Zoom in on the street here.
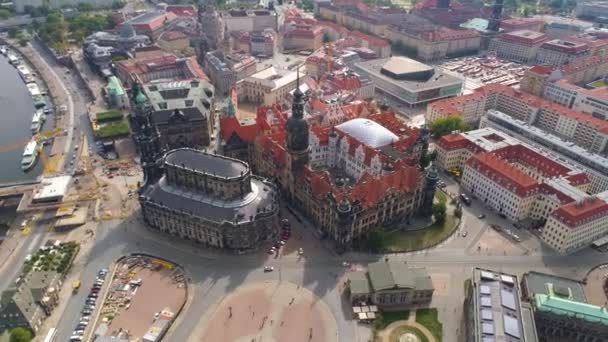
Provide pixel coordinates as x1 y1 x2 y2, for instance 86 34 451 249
1 36 606 342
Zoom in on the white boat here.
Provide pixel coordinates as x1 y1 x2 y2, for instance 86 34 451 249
7 53 20 65
30 110 45 134
17 65 35 84
26 83 41 97
21 140 40 171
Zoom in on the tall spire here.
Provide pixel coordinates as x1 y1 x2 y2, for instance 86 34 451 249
292 66 304 119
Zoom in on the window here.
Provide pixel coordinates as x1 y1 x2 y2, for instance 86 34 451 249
159 102 168 109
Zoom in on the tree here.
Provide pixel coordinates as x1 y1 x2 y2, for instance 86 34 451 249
432 202 447 224
77 2 95 12
430 116 469 139
0 9 11 19
454 206 462 219
10 328 32 342
419 151 431 169
7 27 19 39
19 38 29 47
366 228 385 253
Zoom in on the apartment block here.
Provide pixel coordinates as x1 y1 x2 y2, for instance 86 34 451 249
488 30 547 63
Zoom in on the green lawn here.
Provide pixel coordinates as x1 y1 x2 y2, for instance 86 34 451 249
96 110 123 123
96 121 130 139
435 191 447 204
590 80 608 89
389 325 428 342
382 215 456 252
416 308 443 342
374 310 410 330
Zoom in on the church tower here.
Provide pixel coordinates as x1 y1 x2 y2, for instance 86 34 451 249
284 69 309 202
421 161 439 217
129 83 163 186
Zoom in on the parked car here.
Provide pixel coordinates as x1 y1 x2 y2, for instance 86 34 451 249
461 231 468 237
264 266 274 272
460 193 472 206
298 248 304 255
478 214 486 219
267 247 276 254
279 240 286 246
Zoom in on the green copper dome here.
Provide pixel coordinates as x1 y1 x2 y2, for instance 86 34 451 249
135 89 147 106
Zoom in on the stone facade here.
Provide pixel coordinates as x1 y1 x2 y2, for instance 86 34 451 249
139 149 280 252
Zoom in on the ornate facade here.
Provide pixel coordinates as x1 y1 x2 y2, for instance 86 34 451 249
246 73 427 250
133 83 279 252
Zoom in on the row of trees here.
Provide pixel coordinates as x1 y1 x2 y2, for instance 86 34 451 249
429 116 469 139
31 10 116 53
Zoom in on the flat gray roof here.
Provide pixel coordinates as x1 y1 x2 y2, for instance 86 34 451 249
354 58 462 92
522 271 587 303
164 149 249 178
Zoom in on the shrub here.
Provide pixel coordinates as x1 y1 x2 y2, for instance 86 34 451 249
96 110 123 123
96 121 130 139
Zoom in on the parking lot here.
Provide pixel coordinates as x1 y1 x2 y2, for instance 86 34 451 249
436 55 530 93
90 255 187 340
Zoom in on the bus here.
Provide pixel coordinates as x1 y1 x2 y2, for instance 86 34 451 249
43 328 57 342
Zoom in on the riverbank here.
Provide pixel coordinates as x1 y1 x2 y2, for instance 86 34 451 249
0 38 75 183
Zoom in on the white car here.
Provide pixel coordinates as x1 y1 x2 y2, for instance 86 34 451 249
341 261 351 268
264 266 274 272
298 248 304 255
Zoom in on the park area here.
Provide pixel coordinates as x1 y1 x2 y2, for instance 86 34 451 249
92 255 187 340
377 191 458 252
375 309 443 342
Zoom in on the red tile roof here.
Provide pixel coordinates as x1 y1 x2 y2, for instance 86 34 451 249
349 31 390 48
552 198 608 228
160 30 188 41
466 152 538 197
220 116 260 143
437 133 469 150
305 160 421 208
166 5 197 17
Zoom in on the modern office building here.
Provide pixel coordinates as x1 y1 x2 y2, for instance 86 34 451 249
352 56 462 107
464 268 538 342
576 1 608 21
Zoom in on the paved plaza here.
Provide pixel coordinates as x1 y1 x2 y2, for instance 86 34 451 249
193 281 338 342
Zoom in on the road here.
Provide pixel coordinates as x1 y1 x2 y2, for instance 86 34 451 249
10 34 608 342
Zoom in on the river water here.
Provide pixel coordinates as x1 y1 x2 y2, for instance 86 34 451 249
0 52 43 184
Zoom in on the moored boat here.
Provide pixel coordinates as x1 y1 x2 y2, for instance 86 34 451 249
30 110 45 134
21 140 40 171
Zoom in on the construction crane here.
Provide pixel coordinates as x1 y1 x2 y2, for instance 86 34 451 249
0 128 65 175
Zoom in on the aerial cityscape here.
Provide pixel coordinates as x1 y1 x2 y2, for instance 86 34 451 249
1 0 608 341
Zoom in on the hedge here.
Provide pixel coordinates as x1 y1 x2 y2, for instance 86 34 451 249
96 121 130 139
96 110 124 123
